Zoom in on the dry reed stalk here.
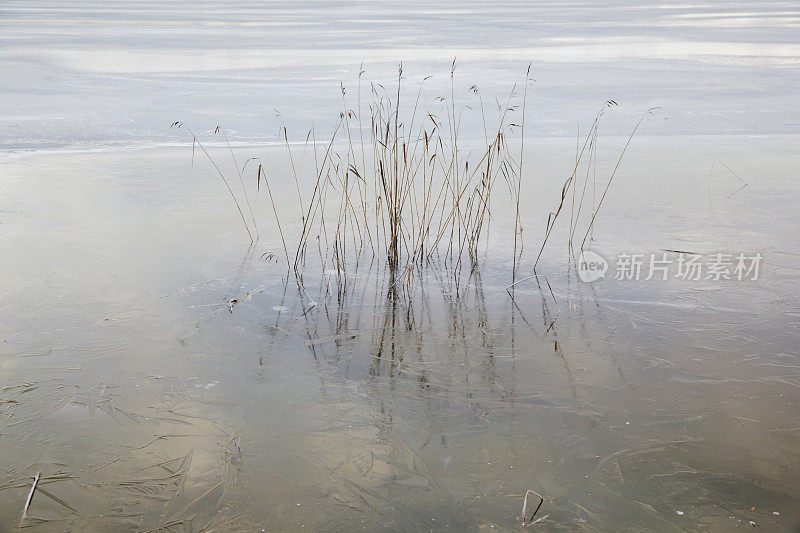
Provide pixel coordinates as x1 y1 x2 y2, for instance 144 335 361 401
579 107 657 250
512 63 533 286
170 122 255 244
19 471 41 528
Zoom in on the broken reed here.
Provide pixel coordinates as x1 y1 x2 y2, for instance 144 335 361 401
174 63 649 289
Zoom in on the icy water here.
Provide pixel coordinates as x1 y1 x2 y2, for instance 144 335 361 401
2 2 800 532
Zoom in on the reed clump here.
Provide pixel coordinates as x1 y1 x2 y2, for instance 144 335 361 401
173 63 651 295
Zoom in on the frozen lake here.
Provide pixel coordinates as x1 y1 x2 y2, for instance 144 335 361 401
1 1 800 531
2 0 799 152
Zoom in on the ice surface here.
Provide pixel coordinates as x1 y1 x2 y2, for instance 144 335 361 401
2 0 799 153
